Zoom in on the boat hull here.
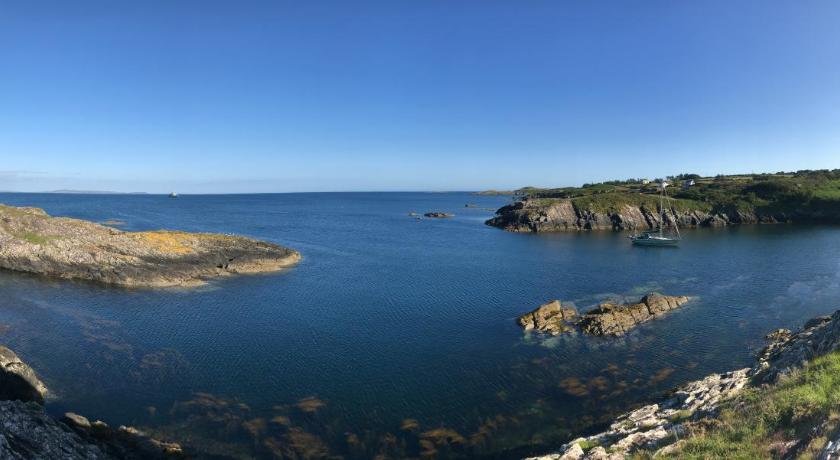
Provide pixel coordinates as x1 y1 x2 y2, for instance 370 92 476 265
631 236 679 247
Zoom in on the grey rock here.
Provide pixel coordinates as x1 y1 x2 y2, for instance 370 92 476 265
0 346 48 404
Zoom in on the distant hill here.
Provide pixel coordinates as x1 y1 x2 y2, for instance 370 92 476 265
45 190 149 195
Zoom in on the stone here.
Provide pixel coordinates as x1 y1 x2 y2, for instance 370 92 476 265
0 346 48 404
517 300 578 335
62 412 92 432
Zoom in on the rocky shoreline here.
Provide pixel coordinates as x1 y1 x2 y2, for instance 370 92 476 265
527 310 840 459
487 198 783 232
0 345 182 459
0 204 300 287
518 294 690 337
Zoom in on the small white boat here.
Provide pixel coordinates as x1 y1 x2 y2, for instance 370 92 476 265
169 192 178 198
631 181 681 247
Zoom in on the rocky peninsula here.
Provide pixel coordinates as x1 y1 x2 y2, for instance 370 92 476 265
0 204 300 287
528 309 840 459
518 294 690 337
488 170 840 232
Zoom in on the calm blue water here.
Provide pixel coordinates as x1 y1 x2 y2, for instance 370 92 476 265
1 192 840 458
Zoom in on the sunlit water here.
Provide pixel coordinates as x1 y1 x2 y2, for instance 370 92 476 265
1 192 839 458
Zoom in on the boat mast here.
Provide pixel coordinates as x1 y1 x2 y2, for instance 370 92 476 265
659 181 665 238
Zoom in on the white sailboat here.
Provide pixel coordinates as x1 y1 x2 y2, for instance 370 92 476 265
630 181 681 247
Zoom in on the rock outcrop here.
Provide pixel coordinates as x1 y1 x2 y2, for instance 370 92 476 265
424 212 454 218
753 312 840 383
0 204 301 287
526 369 751 460
0 345 182 459
486 198 783 233
0 346 48 404
578 294 691 337
526 311 840 460
518 294 690 337
517 300 578 335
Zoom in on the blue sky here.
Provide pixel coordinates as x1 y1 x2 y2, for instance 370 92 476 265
2 1 840 193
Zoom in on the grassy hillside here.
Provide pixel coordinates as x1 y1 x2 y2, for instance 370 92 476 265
659 350 840 459
515 170 840 217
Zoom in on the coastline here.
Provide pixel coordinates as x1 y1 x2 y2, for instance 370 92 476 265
527 311 840 459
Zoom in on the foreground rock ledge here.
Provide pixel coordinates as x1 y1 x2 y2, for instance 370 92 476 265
0 204 301 287
518 293 690 337
0 345 182 459
525 310 840 460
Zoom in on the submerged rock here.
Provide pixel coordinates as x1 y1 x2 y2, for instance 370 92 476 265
517 300 578 335
518 294 690 337
0 204 300 287
424 212 454 218
0 346 48 404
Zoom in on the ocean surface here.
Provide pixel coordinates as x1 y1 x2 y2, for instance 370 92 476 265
1 192 840 458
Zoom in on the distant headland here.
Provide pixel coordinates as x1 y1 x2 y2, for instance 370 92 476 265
486 169 840 232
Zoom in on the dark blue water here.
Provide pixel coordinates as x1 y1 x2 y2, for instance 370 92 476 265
1 192 839 458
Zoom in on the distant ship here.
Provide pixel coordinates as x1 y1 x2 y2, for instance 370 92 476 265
169 192 178 198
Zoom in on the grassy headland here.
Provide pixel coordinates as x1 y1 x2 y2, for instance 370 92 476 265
515 170 840 217
487 170 840 232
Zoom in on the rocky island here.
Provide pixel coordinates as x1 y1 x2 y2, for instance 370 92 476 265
0 204 300 287
424 212 455 218
488 170 840 232
518 293 690 337
529 310 840 459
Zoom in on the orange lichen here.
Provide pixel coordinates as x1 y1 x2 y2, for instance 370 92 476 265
132 231 196 255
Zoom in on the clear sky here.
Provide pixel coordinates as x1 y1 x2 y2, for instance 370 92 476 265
2 1 840 193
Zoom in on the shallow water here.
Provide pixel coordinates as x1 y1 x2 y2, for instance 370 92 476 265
1 192 839 458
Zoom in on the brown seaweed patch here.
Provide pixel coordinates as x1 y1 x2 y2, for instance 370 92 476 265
242 418 267 439
400 418 420 432
296 396 326 414
648 368 675 385
559 377 590 397
419 427 466 458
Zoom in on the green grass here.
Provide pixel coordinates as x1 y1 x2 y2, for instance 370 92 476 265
18 231 52 245
662 350 840 459
576 438 600 452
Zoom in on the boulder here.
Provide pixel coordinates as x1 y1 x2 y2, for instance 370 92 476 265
517 300 578 335
0 346 48 404
423 212 454 218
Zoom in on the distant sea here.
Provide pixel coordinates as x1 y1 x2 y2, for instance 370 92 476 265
1 192 839 458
